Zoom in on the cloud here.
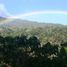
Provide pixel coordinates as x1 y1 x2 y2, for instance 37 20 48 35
0 3 67 18
0 3 67 25
0 3 12 17
0 4 67 18
0 3 5 10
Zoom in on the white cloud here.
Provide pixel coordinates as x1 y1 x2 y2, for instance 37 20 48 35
0 4 67 18
0 3 67 18
0 3 5 10
0 3 12 17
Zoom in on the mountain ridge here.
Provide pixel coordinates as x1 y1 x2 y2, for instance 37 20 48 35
0 17 66 28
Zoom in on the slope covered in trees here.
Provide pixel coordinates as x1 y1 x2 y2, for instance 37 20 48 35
0 18 67 67
0 17 67 44
0 35 67 67
0 24 67 45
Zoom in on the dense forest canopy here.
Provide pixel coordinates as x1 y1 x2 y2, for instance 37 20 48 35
0 35 67 67
0 18 67 67
0 24 67 45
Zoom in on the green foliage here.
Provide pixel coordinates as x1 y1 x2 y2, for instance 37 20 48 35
0 24 67 44
0 35 67 67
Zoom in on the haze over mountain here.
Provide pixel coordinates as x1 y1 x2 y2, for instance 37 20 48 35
0 15 67 27
0 16 66 28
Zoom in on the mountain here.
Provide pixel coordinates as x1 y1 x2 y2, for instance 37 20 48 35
0 17 67 44
0 17 66 28
0 17 67 32
0 16 6 21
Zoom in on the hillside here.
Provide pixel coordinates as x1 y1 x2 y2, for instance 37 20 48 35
0 17 67 44
0 17 66 28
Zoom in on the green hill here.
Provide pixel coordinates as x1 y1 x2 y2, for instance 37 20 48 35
0 17 67 44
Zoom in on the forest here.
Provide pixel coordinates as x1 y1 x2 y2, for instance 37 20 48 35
0 18 67 67
0 35 67 67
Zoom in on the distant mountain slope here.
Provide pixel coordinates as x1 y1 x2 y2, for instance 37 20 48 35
0 16 6 21
0 17 67 44
0 17 66 28
0 17 67 33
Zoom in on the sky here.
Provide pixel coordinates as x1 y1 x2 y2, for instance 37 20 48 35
0 0 67 25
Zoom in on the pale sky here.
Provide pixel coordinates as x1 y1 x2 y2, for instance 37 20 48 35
0 0 67 25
